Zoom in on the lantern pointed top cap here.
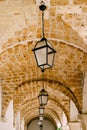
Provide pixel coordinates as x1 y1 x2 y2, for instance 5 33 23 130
39 88 48 96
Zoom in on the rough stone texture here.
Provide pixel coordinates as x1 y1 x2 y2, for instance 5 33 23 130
82 6 87 13
0 0 87 127
74 0 87 5
50 0 69 6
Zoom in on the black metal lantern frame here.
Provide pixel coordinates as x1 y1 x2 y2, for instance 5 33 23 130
32 1 56 71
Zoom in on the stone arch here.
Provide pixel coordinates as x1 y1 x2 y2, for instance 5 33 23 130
14 79 80 113
1 11 86 52
0 39 85 116
19 97 68 122
78 114 86 130
27 116 57 130
24 109 58 127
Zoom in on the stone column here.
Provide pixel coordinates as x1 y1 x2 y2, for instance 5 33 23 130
15 111 21 130
61 124 70 130
21 118 24 130
82 73 87 114
78 114 87 130
0 86 1 117
78 72 87 130
0 86 7 122
68 122 81 130
24 125 27 130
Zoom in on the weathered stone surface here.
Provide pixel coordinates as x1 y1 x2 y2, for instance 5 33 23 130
50 0 69 6
74 0 87 4
0 0 87 126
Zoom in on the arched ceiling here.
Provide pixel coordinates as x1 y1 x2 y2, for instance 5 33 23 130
0 0 87 127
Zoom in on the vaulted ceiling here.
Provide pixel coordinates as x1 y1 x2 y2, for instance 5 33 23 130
0 0 87 127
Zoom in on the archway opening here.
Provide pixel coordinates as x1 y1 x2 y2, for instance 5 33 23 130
27 118 57 130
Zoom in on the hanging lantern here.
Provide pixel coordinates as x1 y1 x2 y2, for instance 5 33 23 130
39 115 44 121
32 1 56 71
38 89 48 106
39 105 44 115
32 38 56 70
38 120 42 126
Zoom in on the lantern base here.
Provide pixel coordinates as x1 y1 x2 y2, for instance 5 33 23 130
41 69 44 72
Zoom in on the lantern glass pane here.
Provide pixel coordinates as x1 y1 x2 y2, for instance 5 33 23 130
42 95 48 105
35 47 46 66
39 116 43 121
48 52 54 66
38 96 42 105
48 48 51 53
39 108 44 114
35 40 46 48
47 41 53 48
